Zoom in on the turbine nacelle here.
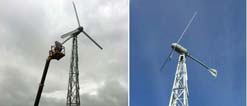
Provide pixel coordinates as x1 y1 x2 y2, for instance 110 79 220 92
78 26 83 32
171 43 188 55
72 27 84 36
170 43 218 78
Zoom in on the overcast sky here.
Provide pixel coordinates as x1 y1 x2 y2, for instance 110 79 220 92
0 0 128 106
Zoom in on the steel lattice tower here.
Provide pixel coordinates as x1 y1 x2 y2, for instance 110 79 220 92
169 54 189 106
66 36 81 106
62 2 103 106
160 12 217 106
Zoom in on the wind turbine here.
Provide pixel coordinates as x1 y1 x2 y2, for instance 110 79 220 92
160 12 217 106
61 2 103 49
61 2 103 106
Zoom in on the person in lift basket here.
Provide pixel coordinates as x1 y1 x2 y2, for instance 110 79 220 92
54 41 63 52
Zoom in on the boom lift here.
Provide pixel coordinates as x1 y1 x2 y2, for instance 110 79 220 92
34 41 65 106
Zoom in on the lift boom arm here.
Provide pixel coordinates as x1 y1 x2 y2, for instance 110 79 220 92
34 42 65 106
34 57 51 106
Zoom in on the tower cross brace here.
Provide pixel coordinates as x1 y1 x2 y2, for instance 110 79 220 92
169 54 189 106
66 36 81 106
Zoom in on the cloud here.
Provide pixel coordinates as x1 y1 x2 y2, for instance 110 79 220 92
0 0 128 106
0 65 35 106
43 80 127 106
80 80 128 106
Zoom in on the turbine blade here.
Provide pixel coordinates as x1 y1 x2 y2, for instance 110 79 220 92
72 1 81 27
160 49 174 71
169 48 175 59
61 29 79 39
187 54 217 77
208 68 217 77
176 11 197 43
82 31 103 50
62 35 73 44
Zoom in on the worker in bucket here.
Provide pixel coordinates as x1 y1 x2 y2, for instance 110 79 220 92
54 41 63 52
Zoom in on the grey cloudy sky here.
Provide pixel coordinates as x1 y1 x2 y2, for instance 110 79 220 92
0 0 128 106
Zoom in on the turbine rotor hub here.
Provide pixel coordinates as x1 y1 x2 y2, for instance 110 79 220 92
78 26 83 32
